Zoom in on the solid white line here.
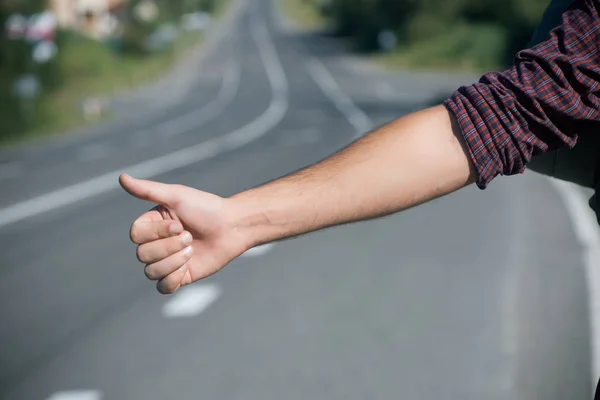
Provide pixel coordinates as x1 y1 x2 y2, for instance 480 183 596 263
305 50 600 391
162 284 222 318
0 12 288 229
548 178 600 388
112 0 246 117
76 143 110 162
128 48 241 146
306 57 373 136
242 243 275 257
0 0 246 156
47 390 102 400
157 57 242 139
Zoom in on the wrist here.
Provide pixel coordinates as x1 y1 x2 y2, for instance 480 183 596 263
226 190 274 251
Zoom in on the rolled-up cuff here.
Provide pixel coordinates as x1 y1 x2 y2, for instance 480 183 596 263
443 90 500 190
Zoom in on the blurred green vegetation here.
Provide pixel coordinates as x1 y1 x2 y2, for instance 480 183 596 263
280 0 326 29
0 0 228 145
295 0 551 71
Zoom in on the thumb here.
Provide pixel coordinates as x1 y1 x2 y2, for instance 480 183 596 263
119 174 177 207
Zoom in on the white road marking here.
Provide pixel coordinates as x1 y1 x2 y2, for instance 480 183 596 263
306 51 600 391
47 390 102 400
157 57 242 139
548 178 600 389
77 143 110 162
306 57 373 137
242 243 275 257
0 11 288 229
130 50 241 148
162 284 221 318
0 162 22 180
130 50 239 150
17 0 246 156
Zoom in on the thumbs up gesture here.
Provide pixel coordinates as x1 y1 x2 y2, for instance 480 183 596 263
119 174 249 294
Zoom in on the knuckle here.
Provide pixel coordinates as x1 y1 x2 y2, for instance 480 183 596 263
171 186 186 204
160 224 172 238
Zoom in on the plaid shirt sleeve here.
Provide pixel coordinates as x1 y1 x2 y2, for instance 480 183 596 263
444 0 600 189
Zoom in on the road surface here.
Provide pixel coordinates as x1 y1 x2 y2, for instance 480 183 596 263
0 0 595 399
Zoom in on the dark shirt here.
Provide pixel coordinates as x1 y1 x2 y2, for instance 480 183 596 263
444 0 600 189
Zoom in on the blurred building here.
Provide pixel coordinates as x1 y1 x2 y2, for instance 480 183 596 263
49 0 127 39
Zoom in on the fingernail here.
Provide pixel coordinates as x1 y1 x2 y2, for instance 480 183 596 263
179 263 187 272
169 224 183 235
181 231 192 245
183 246 193 256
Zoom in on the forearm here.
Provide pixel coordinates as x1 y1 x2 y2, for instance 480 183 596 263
229 105 476 248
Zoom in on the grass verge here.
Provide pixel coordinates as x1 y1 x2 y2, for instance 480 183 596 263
279 0 511 74
372 23 508 73
0 0 232 147
278 0 327 30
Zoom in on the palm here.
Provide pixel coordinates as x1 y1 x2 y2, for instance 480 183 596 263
151 186 245 284
120 174 248 293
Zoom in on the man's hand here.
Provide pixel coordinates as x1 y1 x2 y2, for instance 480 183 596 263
120 106 475 294
119 174 249 294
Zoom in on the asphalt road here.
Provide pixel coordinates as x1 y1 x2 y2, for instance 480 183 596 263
0 0 595 399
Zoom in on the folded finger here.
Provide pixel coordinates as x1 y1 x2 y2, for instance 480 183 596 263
144 246 193 281
137 231 192 263
156 265 190 295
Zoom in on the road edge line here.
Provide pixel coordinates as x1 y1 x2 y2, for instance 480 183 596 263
0 4 289 229
548 178 600 392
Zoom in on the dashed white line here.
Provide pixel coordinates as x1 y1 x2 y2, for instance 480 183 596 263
242 243 275 257
47 390 102 400
306 57 373 137
162 284 221 318
77 143 110 162
127 52 242 148
0 10 288 229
